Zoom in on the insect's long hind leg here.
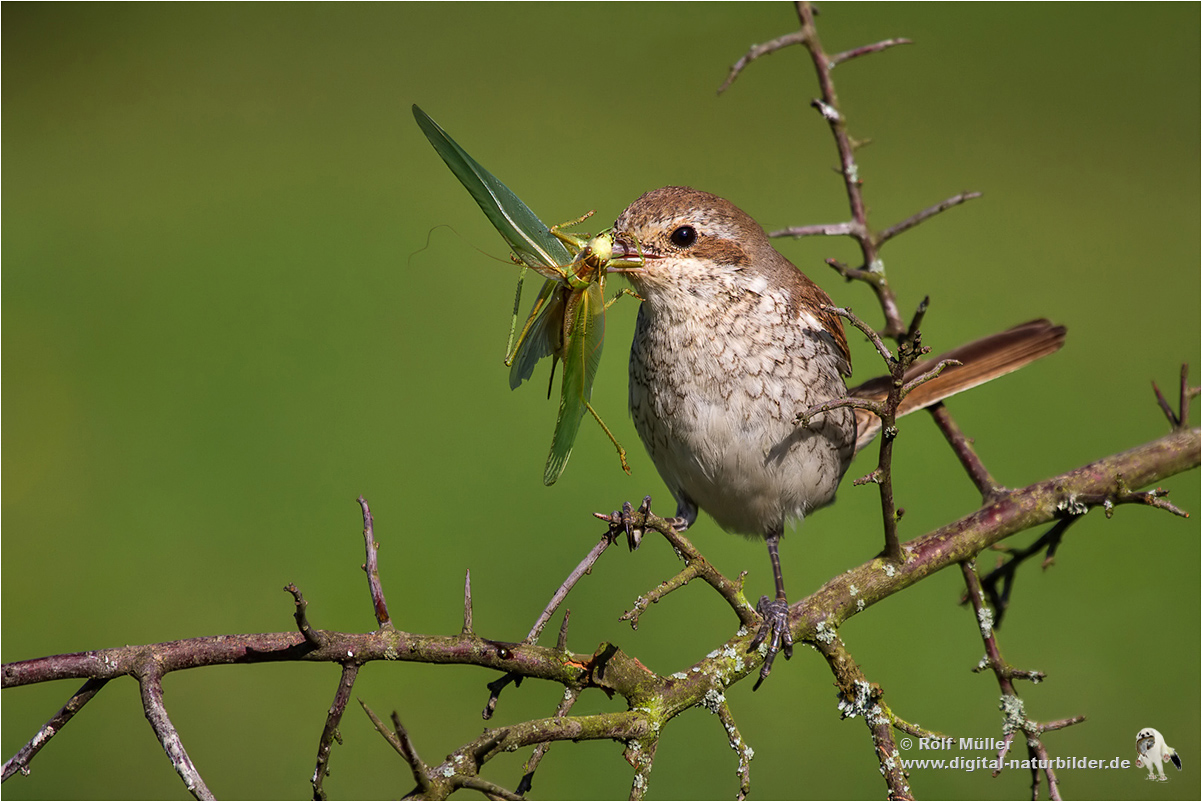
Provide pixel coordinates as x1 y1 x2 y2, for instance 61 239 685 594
582 398 630 475
505 265 529 361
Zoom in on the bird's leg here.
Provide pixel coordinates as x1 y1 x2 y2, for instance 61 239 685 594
748 530 793 690
665 496 698 533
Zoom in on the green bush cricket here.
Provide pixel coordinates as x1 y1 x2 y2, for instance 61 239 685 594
412 105 641 484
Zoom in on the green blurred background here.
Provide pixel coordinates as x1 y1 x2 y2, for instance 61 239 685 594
3 3 1198 799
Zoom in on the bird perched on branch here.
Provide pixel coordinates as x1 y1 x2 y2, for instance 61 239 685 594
610 186 1066 686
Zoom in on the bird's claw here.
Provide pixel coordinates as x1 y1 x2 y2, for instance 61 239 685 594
597 496 690 549
749 595 793 690
663 515 690 532
598 496 654 550
621 498 646 550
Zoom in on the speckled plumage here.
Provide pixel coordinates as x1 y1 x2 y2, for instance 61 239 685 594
614 186 856 539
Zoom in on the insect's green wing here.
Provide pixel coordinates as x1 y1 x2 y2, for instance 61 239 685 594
508 278 564 390
412 105 571 274
543 281 606 485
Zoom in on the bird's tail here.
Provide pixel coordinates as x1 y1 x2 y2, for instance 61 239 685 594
850 319 1067 454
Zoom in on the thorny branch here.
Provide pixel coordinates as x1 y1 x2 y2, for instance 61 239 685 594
975 518 1075 629
719 9 1178 796
961 561 1086 800
730 3 981 340
4 422 1194 798
796 303 945 563
815 634 912 800
597 497 759 630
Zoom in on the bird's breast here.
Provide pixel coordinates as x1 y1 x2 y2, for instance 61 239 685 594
628 288 856 535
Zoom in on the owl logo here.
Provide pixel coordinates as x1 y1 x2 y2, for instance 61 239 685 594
1136 728 1181 781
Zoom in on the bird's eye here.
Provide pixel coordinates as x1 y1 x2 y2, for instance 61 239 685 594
669 225 697 248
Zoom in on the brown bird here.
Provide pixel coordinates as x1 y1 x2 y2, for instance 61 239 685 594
610 186 1065 686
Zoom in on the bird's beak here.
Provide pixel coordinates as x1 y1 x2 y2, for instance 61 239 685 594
609 235 654 274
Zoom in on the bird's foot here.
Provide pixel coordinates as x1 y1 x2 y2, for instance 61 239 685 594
663 516 690 533
748 595 793 690
595 496 654 550
594 496 690 550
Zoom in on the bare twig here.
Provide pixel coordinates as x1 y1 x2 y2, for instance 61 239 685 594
977 518 1074 626
877 191 982 245
456 775 523 801
555 609 572 651
524 533 615 644
360 702 431 795
819 304 930 562
717 30 808 94
830 37 912 67
976 472 1190 626
312 662 359 800
430 711 651 800
516 686 581 797
770 220 863 238
961 561 1084 798
625 734 659 800
358 496 391 628
482 672 523 721
595 500 758 629
1182 365 1198 423
824 256 880 283
3 433 1194 702
462 569 473 635
1072 484 1189 519
928 403 1003 500
1153 364 1196 431
746 7 986 346
794 393 885 427
815 634 913 800
900 358 961 395
621 563 703 629
974 656 1046 684
139 672 214 800
1 425 1195 798
1153 378 1178 427
1040 715 1087 733
962 560 1031 693
1 678 109 781
791 1 906 337
890 714 950 742
285 583 326 648
828 304 896 364
715 698 753 800
903 296 929 343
